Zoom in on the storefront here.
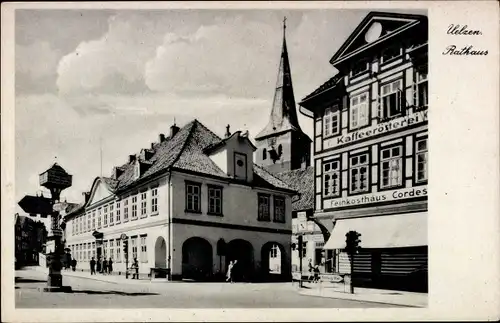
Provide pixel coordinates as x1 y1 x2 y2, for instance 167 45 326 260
324 212 428 292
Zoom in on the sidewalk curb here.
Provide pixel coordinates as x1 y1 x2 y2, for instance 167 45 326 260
30 267 149 285
297 289 427 308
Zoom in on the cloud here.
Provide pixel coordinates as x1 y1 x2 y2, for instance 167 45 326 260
15 41 61 93
56 13 169 95
144 15 283 99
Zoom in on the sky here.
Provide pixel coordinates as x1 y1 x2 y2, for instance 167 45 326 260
15 8 427 213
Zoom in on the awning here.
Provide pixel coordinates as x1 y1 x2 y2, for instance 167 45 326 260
324 212 427 250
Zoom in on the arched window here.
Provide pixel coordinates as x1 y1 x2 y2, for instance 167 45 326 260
278 144 283 156
263 148 267 160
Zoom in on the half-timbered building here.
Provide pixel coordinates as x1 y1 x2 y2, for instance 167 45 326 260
299 11 428 292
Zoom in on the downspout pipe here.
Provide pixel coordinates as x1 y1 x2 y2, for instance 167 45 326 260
167 171 172 280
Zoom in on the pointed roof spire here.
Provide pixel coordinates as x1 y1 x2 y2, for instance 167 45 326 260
255 16 302 140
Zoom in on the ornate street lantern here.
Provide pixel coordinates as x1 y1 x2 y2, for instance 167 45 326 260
18 163 73 292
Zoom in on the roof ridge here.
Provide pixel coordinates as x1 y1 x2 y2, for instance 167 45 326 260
170 120 198 169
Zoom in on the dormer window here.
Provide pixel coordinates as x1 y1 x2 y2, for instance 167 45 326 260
234 152 247 180
134 162 140 179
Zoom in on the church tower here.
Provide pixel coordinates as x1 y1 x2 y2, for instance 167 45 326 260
254 17 311 174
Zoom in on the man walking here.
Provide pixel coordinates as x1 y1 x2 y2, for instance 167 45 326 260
102 258 108 275
90 257 96 275
132 258 139 279
71 258 77 272
108 258 113 275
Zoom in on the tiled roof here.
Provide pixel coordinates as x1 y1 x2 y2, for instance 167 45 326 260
275 166 314 211
97 119 294 194
300 74 343 103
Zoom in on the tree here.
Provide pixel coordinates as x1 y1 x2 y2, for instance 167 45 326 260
344 230 362 294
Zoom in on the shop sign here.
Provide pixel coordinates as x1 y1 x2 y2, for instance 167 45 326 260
324 110 428 149
324 186 427 209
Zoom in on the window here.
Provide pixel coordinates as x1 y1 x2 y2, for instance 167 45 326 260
123 199 129 221
83 214 87 232
350 92 369 129
83 243 86 261
350 153 370 194
379 79 403 120
416 67 428 108
381 45 402 63
116 239 121 262
97 208 102 228
258 194 270 221
131 237 138 261
262 148 267 160
415 138 428 183
109 203 114 226
351 59 369 76
87 212 91 232
92 242 96 258
109 240 114 260
323 107 340 137
140 192 147 217
87 243 91 260
185 182 201 213
324 160 341 197
92 210 96 230
131 195 138 219
103 205 108 226
273 196 286 223
116 201 121 223
208 185 223 215
140 235 147 263
270 245 279 258
151 188 158 214
72 219 75 236
380 145 403 189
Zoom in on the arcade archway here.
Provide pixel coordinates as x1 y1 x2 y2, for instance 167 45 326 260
182 237 213 280
261 242 289 282
226 239 254 282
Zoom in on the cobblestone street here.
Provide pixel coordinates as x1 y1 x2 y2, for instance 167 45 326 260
15 268 402 308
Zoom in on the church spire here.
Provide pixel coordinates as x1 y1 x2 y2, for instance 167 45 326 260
255 16 302 140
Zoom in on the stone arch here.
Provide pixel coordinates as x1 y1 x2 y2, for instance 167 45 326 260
260 242 290 282
154 236 167 268
226 239 254 282
182 237 213 281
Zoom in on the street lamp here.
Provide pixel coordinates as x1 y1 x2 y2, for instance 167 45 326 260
18 163 73 292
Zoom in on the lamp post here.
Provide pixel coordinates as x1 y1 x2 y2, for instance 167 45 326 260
18 163 73 292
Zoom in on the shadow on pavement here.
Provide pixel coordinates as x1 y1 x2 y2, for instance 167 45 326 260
71 290 159 296
15 277 47 284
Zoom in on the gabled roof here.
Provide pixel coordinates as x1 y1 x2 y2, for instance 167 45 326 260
275 166 314 211
66 119 295 218
300 74 344 104
330 11 427 66
255 32 303 140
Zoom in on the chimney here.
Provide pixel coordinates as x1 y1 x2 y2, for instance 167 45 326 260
129 155 136 163
159 133 166 143
170 123 180 138
225 124 231 138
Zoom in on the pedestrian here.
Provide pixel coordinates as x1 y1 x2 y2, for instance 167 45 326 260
313 265 320 283
71 258 77 272
307 259 314 282
226 260 237 283
132 258 139 279
90 257 96 275
96 256 102 273
103 258 108 275
108 258 113 275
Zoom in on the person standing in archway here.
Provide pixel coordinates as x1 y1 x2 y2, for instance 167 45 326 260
226 260 237 283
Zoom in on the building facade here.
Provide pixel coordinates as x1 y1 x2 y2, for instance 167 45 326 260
299 12 428 292
15 213 47 267
252 22 321 276
63 120 295 282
